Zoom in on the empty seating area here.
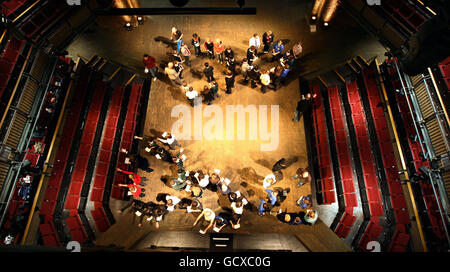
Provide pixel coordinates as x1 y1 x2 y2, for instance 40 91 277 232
311 84 336 205
0 0 28 16
64 80 108 243
438 56 450 91
361 66 411 250
0 35 25 99
326 86 358 238
13 1 68 40
111 83 144 200
309 59 419 251
383 0 429 31
346 81 385 236
89 86 126 233
381 59 447 251
39 62 92 247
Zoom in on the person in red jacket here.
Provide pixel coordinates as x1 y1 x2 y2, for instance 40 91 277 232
118 183 145 198
214 39 225 63
143 54 158 81
116 168 146 186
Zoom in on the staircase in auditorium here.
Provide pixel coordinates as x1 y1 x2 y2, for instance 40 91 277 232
307 55 449 252
37 56 150 247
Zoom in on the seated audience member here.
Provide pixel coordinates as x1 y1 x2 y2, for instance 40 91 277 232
193 208 216 234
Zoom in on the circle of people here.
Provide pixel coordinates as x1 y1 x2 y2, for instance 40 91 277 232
124 27 318 234
142 27 304 107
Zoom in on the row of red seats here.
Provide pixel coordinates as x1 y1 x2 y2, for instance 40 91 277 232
2 137 44 244
345 80 386 249
0 36 25 99
362 66 411 251
89 85 126 233
346 81 384 216
39 63 92 247
19 1 67 38
111 84 143 200
311 84 336 205
385 61 445 242
327 86 358 238
438 56 450 91
64 80 108 243
0 0 27 16
384 0 427 31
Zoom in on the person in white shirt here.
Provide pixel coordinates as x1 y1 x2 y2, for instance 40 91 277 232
231 200 245 215
180 81 190 93
185 86 198 107
304 209 318 225
165 62 182 86
249 33 261 54
158 132 180 149
263 173 276 188
198 171 210 188
193 208 216 234
186 199 203 213
241 58 252 83
260 70 270 94
166 195 181 212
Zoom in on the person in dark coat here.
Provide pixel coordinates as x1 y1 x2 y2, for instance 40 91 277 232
272 158 288 176
262 31 274 53
225 70 235 94
248 65 260 89
203 62 215 82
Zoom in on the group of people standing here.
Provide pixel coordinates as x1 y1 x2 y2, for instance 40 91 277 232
142 27 304 107
123 26 319 233
117 130 319 233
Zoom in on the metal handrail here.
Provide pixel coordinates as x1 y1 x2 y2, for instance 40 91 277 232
0 56 58 230
393 59 450 247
